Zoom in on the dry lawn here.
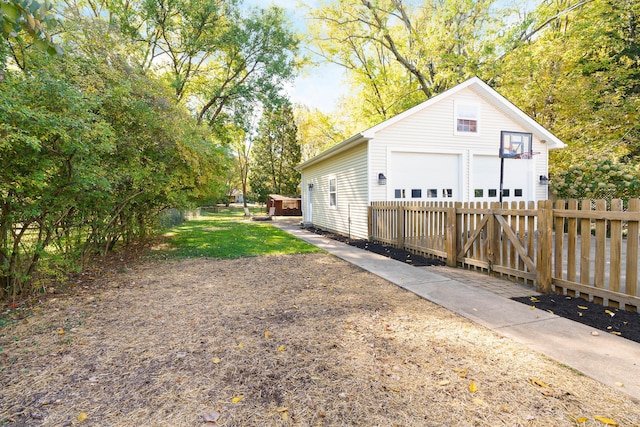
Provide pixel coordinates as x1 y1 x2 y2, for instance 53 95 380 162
1 253 639 426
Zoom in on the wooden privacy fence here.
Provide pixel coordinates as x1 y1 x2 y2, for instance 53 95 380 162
368 199 640 312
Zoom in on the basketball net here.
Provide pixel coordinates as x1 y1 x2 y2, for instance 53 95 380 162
513 151 541 159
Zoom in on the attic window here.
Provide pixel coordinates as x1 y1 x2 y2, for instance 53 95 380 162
455 102 479 134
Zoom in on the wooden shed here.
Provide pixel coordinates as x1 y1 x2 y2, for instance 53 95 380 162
267 194 302 216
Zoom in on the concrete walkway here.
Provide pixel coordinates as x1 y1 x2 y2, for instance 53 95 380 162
273 219 640 402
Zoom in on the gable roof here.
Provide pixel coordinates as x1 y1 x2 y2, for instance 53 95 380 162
298 77 565 170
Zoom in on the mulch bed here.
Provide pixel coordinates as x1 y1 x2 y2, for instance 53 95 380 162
512 294 640 345
305 227 446 267
305 227 640 346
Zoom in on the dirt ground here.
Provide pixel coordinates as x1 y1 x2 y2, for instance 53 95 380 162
2 253 640 426
307 225 640 345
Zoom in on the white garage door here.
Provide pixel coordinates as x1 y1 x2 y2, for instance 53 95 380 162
472 155 532 202
389 152 461 201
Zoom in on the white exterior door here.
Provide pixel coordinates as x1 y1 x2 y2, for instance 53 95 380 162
388 152 462 202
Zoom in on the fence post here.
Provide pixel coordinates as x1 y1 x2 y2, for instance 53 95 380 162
487 202 500 271
368 205 373 240
397 205 405 249
536 200 553 293
445 203 457 267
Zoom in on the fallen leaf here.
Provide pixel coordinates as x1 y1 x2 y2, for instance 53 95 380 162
577 305 588 310
530 305 536 310
575 416 588 423
277 407 289 421
469 381 477 393
58 328 65 335
237 343 244 349
546 309 554 315
529 378 551 388
265 330 271 339
605 310 615 317
231 395 244 404
593 415 618 425
610 331 621 336
212 357 221 364
592 331 600 336
203 410 220 422
277 345 286 352
530 297 540 302
77 412 88 422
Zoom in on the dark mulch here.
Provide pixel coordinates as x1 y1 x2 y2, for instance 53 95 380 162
512 294 640 345
305 227 445 267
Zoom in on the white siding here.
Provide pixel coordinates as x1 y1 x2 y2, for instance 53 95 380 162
369 87 549 203
300 143 369 239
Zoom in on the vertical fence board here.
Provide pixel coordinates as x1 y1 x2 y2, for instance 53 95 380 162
567 199 578 283
609 199 623 297
554 200 565 280
594 199 607 290
627 199 639 301
580 200 592 288
536 200 553 293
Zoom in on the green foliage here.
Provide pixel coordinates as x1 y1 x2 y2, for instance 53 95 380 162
551 157 640 200
249 101 301 202
155 210 321 259
295 104 345 162
497 0 640 198
0 0 58 44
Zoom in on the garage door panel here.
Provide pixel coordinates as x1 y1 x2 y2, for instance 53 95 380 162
472 155 531 202
389 152 461 201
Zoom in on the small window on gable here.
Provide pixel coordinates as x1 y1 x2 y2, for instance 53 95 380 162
427 189 438 198
488 189 497 198
455 102 479 134
329 177 337 207
394 189 406 199
443 189 453 198
411 189 422 198
515 189 523 197
502 189 510 197
474 189 483 198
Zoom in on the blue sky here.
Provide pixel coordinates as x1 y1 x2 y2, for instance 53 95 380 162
245 0 345 113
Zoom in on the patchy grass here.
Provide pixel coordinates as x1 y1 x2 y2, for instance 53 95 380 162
153 210 321 259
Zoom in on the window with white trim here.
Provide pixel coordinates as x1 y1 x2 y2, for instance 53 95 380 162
454 102 479 134
329 177 337 207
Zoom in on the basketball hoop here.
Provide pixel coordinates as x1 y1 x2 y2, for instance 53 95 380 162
513 151 541 159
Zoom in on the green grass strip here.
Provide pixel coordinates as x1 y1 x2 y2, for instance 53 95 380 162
153 209 321 259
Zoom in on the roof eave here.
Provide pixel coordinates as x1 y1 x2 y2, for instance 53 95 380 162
297 133 370 171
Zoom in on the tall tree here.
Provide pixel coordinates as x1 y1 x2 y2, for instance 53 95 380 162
249 102 301 202
496 0 640 198
307 0 501 127
294 104 344 161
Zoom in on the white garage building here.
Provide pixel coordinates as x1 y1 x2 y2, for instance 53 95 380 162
298 77 565 239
